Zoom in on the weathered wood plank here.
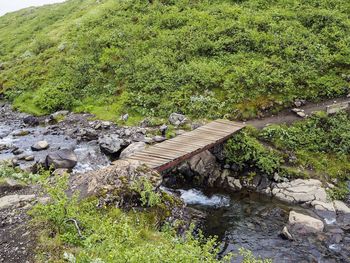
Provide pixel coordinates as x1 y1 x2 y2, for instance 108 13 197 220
125 120 245 172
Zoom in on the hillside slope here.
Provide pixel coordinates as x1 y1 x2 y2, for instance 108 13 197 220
0 0 350 120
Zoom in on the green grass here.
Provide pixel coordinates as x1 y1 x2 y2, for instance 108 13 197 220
1 0 350 119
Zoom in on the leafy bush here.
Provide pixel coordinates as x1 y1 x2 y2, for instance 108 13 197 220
225 127 283 176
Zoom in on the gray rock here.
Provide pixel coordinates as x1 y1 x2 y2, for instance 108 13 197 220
333 200 350 214
297 111 306 118
11 130 30 137
272 179 327 204
98 134 124 155
119 142 146 159
159 124 168 136
46 149 78 170
0 194 36 210
121 113 129 121
23 116 39 126
31 141 49 151
12 148 24 155
281 226 293 240
294 100 302 107
153 136 166 143
169 113 187 126
51 110 69 120
0 178 25 190
25 155 35 162
288 211 324 235
77 128 98 141
70 159 162 200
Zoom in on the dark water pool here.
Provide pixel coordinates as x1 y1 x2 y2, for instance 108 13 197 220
178 188 347 263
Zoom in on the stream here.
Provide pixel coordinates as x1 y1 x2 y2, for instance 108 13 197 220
177 188 348 263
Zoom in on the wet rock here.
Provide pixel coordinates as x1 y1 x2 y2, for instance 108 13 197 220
288 211 324 235
98 134 124 155
280 226 293 240
0 144 7 151
120 142 146 159
12 148 24 155
272 179 327 204
311 200 336 220
159 124 168 136
77 128 98 141
11 158 19 167
31 140 49 151
46 149 78 170
70 159 162 201
0 194 35 210
226 176 242 191
169 113 187 126
333 200 350 214
23 116 39 126
11 130 30 137
153 135 166 143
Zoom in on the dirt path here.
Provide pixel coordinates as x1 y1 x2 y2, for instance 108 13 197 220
247 96 350 128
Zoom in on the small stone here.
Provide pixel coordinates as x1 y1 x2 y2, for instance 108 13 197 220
24 155 34 162
291 108 303 113
280 226 293 240
51 110 69 120
31 141 49 151
121 113 129 121
169 113 187 126
46 149 78 170
0 178 25 190
11 130 30 137
294 100 302 107
296 111 306 118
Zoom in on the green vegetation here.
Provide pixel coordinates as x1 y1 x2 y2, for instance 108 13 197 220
225 112 350 199
0 163 40 184
1 0 350 120
31 175 231 263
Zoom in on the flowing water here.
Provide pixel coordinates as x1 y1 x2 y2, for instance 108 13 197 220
178 188 347 263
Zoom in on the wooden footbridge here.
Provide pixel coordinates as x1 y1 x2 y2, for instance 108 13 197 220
125 119 245 172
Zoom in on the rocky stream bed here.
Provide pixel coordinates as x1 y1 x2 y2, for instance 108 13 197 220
0 102 350 262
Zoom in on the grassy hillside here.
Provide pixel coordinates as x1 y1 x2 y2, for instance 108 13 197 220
0 0 350 120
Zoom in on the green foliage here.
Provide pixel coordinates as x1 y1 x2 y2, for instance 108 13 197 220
327 181 349 200
225 112 350 199
1 0 350 118
131 177 162 207
238 248 272 263
225 127 283 176
32 174 232 263
0 163 40 183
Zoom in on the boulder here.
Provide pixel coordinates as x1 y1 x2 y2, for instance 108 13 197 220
70 159 162 201
98 134 125 155
188 150 221 187
46 149 78 170
169 113 187 126
296 111 306 118
280 226 293 240
288 211 324 235
31 141 49 151
119 142 146 159
333 200 350 214
23 116 39 126
272 179 327 204
0 178 25 190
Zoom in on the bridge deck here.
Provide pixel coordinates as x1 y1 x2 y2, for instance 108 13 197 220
126 119 245 172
